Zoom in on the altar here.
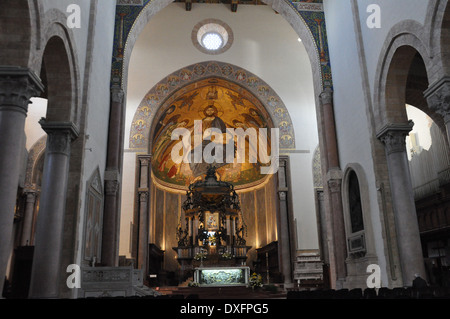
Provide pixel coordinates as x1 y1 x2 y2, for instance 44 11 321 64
174 166 251 284
194 266 250 287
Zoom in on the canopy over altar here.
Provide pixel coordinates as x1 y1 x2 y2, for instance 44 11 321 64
174 165 251 286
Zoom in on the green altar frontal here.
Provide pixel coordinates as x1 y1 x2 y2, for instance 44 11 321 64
194 266 250 287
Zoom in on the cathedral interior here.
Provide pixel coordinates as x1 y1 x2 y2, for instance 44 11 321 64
1 0 450 302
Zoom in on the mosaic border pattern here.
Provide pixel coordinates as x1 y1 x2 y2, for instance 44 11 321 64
111 0 332 89
129 61 296 150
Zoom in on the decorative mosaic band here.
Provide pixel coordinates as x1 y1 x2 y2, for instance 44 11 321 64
111 0 332 90
129 61 296 150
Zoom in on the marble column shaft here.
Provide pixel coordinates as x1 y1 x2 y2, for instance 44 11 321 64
320 88 340 168
226 216 231 245
102 87 125 267
277 156 293 287
377 122 426 285
327 175 347 281
137 155 151 276
0 66 43 296
21 190 37 246
319 88 347 282
29 120 79 299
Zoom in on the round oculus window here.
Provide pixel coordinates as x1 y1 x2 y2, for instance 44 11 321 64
202 32 224 51
192 19 233 55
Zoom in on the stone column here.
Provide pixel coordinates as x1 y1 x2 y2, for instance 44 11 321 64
277 156 294 288
20 189 37 246
424 76 450 145
188 217 193 245
226 216 231 245
102 179 120 266
28 120 79 299
231 217 236 246
319 88 347 285
327 171 346 282
138 190 149 274
102 87 125 267
320 88 340 168
137 155 151 277
193 217 199 245
376 122 426 285
0 66 43 295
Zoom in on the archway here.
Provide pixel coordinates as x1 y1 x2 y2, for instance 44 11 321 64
115 0 326 95
28 33 81 299
114 0 328 288
0 0 44 298
129 61 296 152
130 72 289 285
375 41 437 286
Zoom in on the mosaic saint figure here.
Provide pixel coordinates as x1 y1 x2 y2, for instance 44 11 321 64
189 103 234 177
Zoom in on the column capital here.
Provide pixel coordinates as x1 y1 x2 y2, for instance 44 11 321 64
376 121 414 155
326 168 343 193
111 86 125 104
138 154 152 166
328 179 342 193
278 191 287 201
0 66 44 114
24 191 37 203
319 87 333 105
424 76 450 123
105 179 120 196
138 189 149 202
278 155 289 167
40 119 79 156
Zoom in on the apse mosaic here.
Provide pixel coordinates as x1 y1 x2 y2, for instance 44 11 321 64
130 61 295 152
147 77 276 187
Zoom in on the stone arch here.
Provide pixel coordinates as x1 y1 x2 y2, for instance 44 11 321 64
425 0 450 78
373 22 434 286
118 0 325 98
35 10 81 126
129 61 296 151
37 22 82 139
115 0 330 288
26 10 83 299
40 36 74 123
440 1 450 75
374 23 434 130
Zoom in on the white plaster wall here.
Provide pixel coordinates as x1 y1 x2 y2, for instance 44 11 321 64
355 0 430 97
75 0 117 270
122 3 320 254
324 0 388 284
